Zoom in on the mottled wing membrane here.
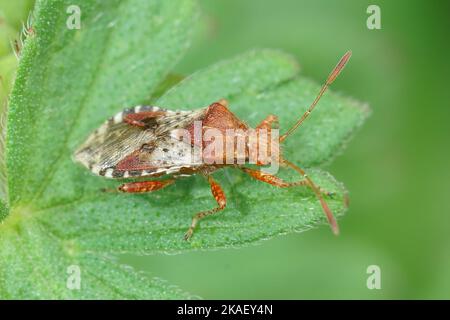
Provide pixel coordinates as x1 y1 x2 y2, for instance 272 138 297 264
74 105 206 178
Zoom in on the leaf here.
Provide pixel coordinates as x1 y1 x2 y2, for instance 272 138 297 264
1 0 368 299
1 0 198 298
0 20 17 57
0 54 17 221
0 218 193 298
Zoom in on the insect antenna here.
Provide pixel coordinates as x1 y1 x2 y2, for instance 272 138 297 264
279 51 352 142
282 158 339 235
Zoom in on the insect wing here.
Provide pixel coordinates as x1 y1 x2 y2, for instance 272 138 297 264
74 106 205 178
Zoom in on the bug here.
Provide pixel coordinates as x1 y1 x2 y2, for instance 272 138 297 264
74 51 352 240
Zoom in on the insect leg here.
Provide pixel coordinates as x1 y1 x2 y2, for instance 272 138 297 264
256 114 279 129
240 167 332 196
281 159 339 235
184 175 226 241
118 179 175 193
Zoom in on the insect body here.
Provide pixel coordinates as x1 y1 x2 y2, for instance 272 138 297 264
74 51 352 240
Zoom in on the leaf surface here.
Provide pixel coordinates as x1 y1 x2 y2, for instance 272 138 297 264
0 0 368 299
1 0 198 299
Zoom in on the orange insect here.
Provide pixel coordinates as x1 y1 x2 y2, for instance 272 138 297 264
74 51 352 240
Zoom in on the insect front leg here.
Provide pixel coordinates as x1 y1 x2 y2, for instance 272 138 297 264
184 175 226 241
118 179 175 193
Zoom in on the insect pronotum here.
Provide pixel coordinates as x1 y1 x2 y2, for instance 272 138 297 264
74 51 352 240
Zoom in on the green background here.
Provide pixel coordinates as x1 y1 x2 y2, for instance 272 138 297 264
1 0 449 299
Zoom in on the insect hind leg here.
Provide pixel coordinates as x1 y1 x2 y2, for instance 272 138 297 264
184 175 226 241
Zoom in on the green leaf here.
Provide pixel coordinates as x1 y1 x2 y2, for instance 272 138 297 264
0 54 17 220
149 73 185 101
7 0 197 208
2 0 198 299
38 168 347 252
159 49 369 167
0 218 193 298
1 0 368 299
